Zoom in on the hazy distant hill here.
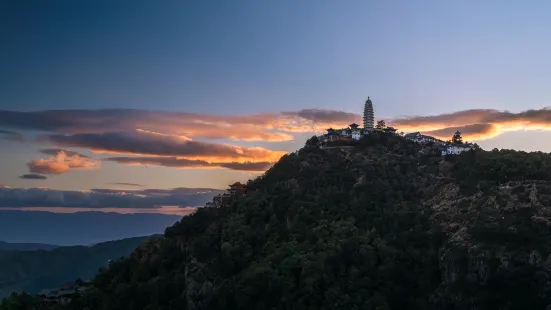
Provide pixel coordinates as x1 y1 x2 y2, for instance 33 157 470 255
0 241 58 252
0 235 159 298
0 210 182 245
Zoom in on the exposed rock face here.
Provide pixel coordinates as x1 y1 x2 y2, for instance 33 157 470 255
426 179 551 309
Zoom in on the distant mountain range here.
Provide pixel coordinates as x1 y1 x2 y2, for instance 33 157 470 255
0 235 158 298
0 210 182 245
0 241 59 252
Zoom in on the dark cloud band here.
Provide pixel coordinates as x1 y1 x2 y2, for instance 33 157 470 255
19 174 47 180
38 131 286 163
106 156 273 172
0 186 224 209
0 129 24 142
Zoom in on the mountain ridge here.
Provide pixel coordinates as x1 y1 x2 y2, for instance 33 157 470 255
0 210 181 245
0 242 59 252
0 235 161 299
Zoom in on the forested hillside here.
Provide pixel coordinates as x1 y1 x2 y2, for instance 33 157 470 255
4 132 551 309
0 235 158 299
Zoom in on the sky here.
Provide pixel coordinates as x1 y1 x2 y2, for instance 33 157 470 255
1 0 551 214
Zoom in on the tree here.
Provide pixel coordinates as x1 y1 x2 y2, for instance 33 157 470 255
304 135 320 147
384 126 397 134
376 120 386 130
452 131 463 144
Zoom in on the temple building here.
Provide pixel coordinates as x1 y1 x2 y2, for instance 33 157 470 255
363 97 374 129
210 182 248 207
228 182 247 196
323 123 361 141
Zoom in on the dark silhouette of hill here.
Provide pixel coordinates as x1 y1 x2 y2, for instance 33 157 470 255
4 132 551 309
0 235 160 299
0 242 58 252
0 210 181 245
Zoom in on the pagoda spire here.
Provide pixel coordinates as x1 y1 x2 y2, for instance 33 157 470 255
363 96 374 129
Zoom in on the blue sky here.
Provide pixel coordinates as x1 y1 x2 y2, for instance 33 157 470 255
1 0 551 211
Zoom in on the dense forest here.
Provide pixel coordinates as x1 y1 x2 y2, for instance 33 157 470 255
3 131 551 309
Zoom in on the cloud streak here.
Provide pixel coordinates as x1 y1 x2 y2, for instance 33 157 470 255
106 156 273 172
0 186 224 209
6 107 551 144
38 130 286 163
390 108 551 141
109 182 144 187
19 173 47 180
39 148 91 158
0 129 24 142
0 108 359 142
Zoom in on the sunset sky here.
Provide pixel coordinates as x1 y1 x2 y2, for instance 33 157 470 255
2 0 551 213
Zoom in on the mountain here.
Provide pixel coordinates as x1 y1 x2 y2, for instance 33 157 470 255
0 210 181 245
0 235 159 299
4 131 551 309
0 242 58 252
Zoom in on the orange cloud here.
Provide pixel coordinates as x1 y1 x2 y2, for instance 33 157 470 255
390 108 551 141
28 150 100 175
38 131 286 164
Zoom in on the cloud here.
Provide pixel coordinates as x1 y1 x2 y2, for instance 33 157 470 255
109 182 144 187
106 156 273 172
19 173 47 180
28 150 100 175
282 109 360 126
39 148 91 158
38 130 286 163
0 186 224 209
91 187 223 196
0 129 24 142
0 108 359 142
390 108 551 141
12 106 551 170
422 124 498 140
0 108 360 173
10 107 551 144
0 206 197 216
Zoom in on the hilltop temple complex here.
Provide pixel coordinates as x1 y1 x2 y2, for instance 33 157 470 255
320 97 377 142
200 97 477 211
319 96 475 156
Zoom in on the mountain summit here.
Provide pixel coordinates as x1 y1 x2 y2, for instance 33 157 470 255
4 132 551 309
